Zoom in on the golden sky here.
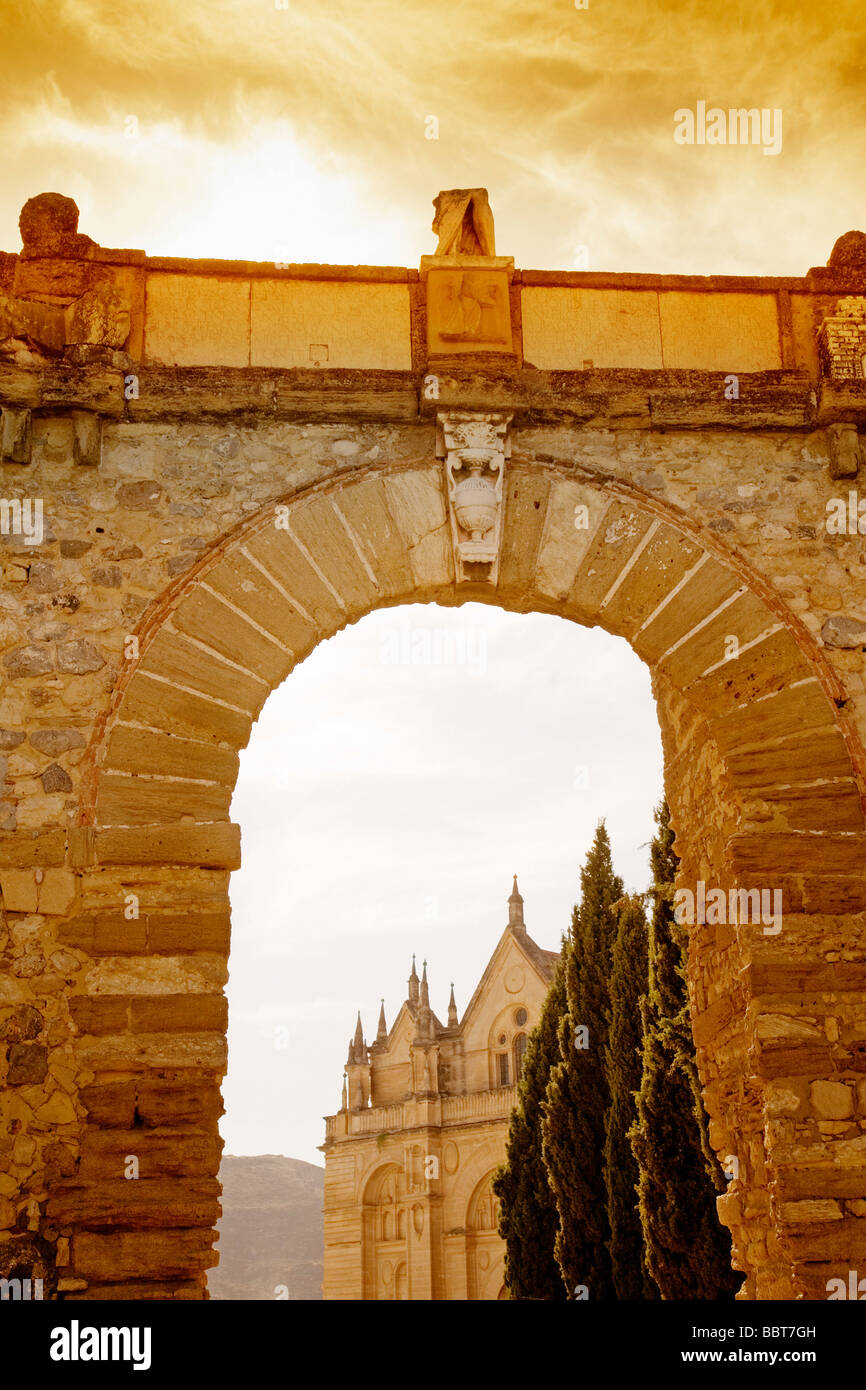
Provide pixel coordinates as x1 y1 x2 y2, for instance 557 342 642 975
1 1 865 272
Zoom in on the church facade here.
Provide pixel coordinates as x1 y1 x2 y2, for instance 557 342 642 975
320 879 559 1299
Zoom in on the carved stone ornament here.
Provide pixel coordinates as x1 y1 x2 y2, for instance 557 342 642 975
437 411 512 584
422 188 514 355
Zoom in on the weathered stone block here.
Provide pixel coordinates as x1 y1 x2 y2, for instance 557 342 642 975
7 1041 48 1085
810 1080 854 1120
129 994 227 1033
41 762 73 793
69 996 130 1035
139 630 267 715
827 422 861 479
3 645 54 679
72 1228 218 1281
104 726 238 786
0 867 39 911
29 729 86 756
59 912 148 954
96 772 232 826
0 1004 43 1041
92 823 241 869
122 672 253 749
37 869 77 915
34 1091 77 1124
56 640 105 675
77 1130 222 1181
70 410 102 467
0 407 32 464
49 1178 220 1230
80 1077 224 1130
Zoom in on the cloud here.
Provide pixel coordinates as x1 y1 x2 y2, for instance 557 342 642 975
2 0 864 270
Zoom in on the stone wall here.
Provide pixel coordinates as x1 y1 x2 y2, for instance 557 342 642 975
2 194 866 1299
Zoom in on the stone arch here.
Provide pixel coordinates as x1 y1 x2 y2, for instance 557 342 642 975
465 1166 504 1300
360 1161 405 1301
487 1001 526 1090
48 452 866 1301
88 456 866 837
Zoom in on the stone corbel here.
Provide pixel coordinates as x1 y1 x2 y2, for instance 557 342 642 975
71 410 102 467
436 410 512 584
0 407 32 464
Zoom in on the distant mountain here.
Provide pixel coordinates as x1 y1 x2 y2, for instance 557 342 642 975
208 1154 324 1301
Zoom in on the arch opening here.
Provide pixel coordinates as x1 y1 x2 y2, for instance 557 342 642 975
50 454 866 1302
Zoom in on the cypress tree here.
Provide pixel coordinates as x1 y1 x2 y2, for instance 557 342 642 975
629 800 739 1299
603 892 656 1299
493 952 568 1300
541 821 623 1300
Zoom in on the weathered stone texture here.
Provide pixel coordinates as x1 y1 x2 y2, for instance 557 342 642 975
2 194 866 1300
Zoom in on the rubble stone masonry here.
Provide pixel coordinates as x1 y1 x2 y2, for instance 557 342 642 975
1 192 866 1298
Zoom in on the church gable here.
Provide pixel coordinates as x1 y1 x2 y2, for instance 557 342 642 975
457 882 557 1095
459 930 532 1046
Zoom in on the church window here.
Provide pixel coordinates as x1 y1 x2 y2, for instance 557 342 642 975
515 1007 527 1026
497 1052 510 1086
497 1033 507 1046
514 1032 528 1078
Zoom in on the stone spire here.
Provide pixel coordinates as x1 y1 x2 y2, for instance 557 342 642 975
447 981 458 1028
508 874 525 932
376 999 387 1042
341 1072 347 1110
352 1011 365 1063
414 960 434 1042
408 953 420 1006
346 1012 371 1110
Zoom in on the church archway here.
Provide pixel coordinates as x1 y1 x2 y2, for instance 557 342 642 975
360 1162 408 1300
465 1168 504 1301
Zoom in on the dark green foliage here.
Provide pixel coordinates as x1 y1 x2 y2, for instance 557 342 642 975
541 822 622 1300
603 893 656 1299
493 953 568 1300
629 800 740 1300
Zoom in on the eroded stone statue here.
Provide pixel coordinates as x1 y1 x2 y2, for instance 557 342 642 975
432 188 496 257
19 192 96 259
0 194 132 353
